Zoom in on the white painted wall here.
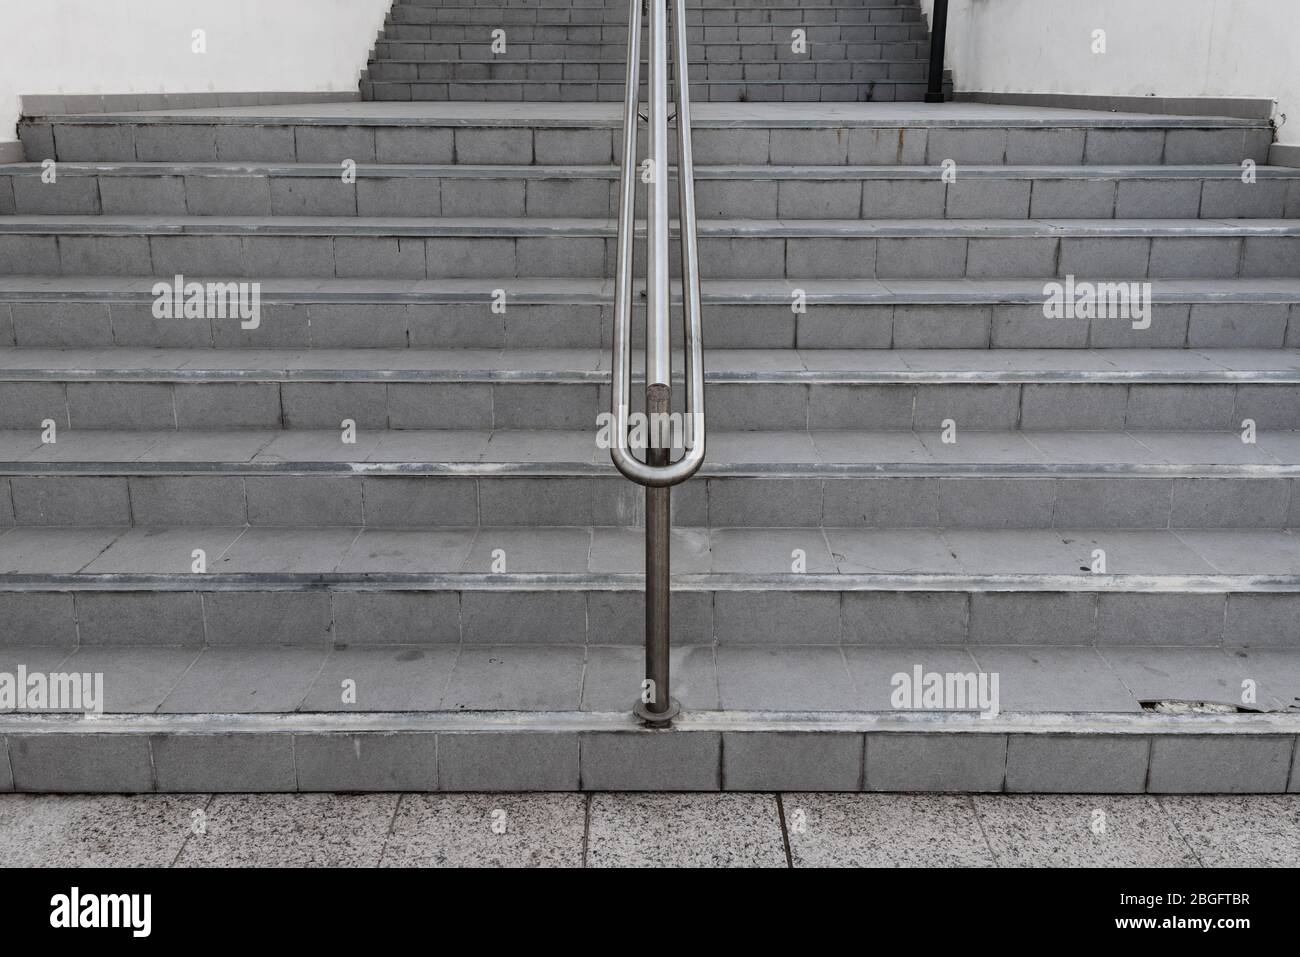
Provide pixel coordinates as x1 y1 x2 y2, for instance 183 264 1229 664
0 0 393 143
920 0 1300 145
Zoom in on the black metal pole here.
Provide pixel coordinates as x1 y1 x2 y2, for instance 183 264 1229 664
925 0 949 104
637 383 677 728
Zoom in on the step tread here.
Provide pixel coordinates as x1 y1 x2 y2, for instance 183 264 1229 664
6 215 1297 237
0 524 1296 578
7 161 1298 180
1 347 1296 381
3 276 1299 303
23 101 1269 128
365 55 933 63
4 428 1297 472
367 76 929 84
5 642 1297 717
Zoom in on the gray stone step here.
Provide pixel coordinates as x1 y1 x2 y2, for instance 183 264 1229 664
376 25 930 51
2 215 1296 280
17 103 1272 167
361 77 932 103
2 641 1295 719
1 427 1297 528
362 57 929 83
0 347 1295 431
384 5 923 24
369 39 930 61
0 526 1297 653
2 277 1296 351
5 0 1297 795
391 0 922 7
5 162 1297 220
5 641 1297 793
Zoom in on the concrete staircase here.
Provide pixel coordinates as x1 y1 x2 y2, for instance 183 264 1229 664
361 0 942 101
1 0 1299 794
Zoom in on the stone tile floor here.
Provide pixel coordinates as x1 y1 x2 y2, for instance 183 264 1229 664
0 791 1296 867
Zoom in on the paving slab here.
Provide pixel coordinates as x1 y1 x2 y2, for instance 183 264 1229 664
1159 794 1300 867
174 793 397 867
1223 650 1300 712
586 793 785 868
0 793 199 866
0 527 123 574
970 647 1142 713
81 526 245 574
842 647 982 710
1173 529 1300 575
158 648 328 713
587 526 713 575
785 793 994 867
441 645 584 711
0 645 76 678
61 646 200 713
716 646 859 710
943 529 1086 575
1099 647 1280 710
581 644 718 711
299 646 460 712
381 793 586 867
710 527 838 574
463 526 593 573
973 795 1201 867
211 526 361 574
1059 530 1220 575
336 528 478 573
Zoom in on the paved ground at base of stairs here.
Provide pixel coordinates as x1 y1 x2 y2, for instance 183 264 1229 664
0 792 1297 867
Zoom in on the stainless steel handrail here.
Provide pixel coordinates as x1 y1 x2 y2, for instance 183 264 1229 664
611 0 706 727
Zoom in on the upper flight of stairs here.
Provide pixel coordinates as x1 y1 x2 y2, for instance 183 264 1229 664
1 0 1298 794
360 0 944 101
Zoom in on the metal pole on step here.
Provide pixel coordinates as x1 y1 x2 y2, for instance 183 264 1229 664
637 0 676 728
612 0 705 729
641 387 675 727
925 0 949 104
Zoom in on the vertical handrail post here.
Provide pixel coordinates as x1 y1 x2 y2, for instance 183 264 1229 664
640 0 675 728
613 0 704 729
643 391 673 727
925 0 949 103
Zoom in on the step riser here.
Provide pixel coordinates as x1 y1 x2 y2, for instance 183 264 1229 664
2 232 1294 281
385 8 924 24
6 172 1296 220
371 40 929 60
21 121 1272 167
364 60 928 82
382 23 929 40
1 475 1295 529
362 79 930 102
4 725 1294 795
1 380 1295 431
3 301 1294 351
389 0 923 7
0 588 1293 648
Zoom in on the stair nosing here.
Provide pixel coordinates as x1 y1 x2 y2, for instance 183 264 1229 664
6 161 1299 181
4 707 1296 735
4 215 1298 238
21 105 1270 130
4 460 1297 479
2 277 1298 305
1 569 1297 594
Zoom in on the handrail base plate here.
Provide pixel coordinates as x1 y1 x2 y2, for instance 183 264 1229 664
633 697 682 729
